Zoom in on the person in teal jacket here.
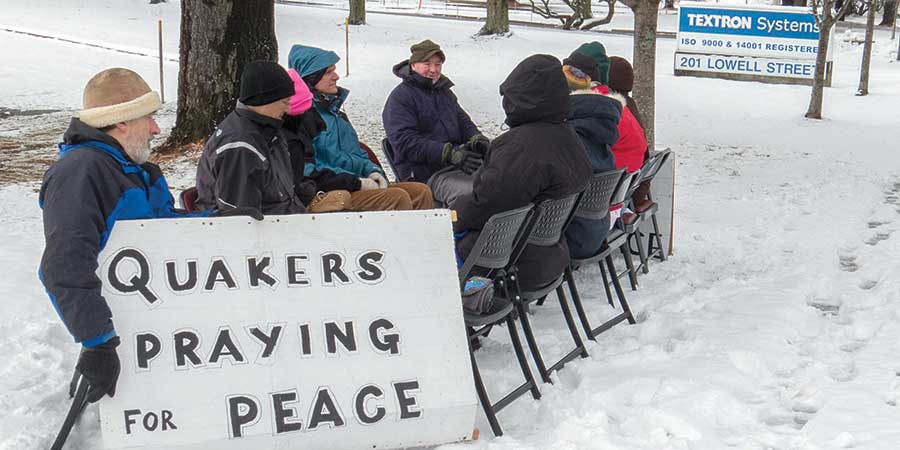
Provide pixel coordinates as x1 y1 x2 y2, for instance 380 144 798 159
288 44 433 210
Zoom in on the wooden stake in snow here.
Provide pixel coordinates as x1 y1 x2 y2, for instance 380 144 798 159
158 19 165 103
345 17 350 77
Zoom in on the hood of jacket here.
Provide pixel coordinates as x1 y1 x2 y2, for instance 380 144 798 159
288 44 341 78
499 54 569 128
59 118 138 168
391 59 454 91
567 89 623 148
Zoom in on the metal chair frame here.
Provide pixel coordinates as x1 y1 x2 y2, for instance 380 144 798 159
504 193 589 385
458 204 540 437
562 171 638 339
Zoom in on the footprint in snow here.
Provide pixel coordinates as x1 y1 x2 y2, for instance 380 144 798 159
858 279 878 290
838 255 859 272
864 231 892 246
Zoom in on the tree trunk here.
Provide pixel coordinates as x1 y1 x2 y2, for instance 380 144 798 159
163 0 277 152
632 0 659 150
806 22 833 118
480 0 510 34
581 0 594 19
881 0 898 26
349 0 366 25
664 0 675 10
858 0 876 95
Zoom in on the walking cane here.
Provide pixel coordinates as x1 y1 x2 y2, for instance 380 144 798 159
49 371 90 450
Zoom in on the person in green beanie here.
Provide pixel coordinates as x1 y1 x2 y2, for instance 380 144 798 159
382 39 486 207
572 41 610 85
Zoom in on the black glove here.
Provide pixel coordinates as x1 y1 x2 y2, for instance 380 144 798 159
441 143 483 175
213 207 264 221
76 336 121 403
467 134 491 155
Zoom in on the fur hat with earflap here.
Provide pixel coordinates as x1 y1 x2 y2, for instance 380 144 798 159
78 68 161 129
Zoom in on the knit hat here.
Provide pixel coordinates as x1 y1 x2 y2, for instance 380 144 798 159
287 68 313 116
562 51 600 83
409 39 446 64
78 68 161 129
573 41 610 85
608 56 634 94
562 65 592 90
239 61 295 106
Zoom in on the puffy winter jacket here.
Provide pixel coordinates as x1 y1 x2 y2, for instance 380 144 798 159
195 105 307 215
454 55 592 290
565 89 622 258
39 119 208 347
283 109 361 205
593 84 646 172
288 44 383 178
382 60 480 182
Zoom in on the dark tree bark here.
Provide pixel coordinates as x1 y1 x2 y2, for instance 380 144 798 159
349 0 366 25
162 0 277 152
622 0 660 149
480 0 510 34
664 0 675 10
806 0 852 118
881 0 898 26
858 0 876 95
580 0 594 19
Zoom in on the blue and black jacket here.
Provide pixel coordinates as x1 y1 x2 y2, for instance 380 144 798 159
39 118 207 347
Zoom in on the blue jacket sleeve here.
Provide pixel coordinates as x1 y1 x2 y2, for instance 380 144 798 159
39 162 116 347
383 89 446 165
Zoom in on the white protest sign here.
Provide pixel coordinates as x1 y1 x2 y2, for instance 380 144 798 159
96 210 477 450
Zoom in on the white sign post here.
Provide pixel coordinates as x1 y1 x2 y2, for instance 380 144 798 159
675 2 832 85
96 211 477 450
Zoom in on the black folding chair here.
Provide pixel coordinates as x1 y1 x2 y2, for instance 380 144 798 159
380 138 401 181
634 149 672 265
504 193 588 384
623 150 671 274
459 204 540 437
613 171 643 290
563 170 638 340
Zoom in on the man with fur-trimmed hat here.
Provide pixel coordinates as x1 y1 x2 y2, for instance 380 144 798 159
39 68 214 404
382 39 486 206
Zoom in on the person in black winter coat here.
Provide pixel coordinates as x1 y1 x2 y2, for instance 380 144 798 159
453 54 592 290
561 63 624 258
382 39 483 184
196 61 307 215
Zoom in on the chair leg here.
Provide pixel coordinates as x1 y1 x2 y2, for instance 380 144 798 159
650 213 667 262
470 350 503 437
515 300 552 384
606 256 636 325
565 267 596 342
505 314 541 400
633 230 650 274
621 244 638 291
599 260 614 306
556 285 589 359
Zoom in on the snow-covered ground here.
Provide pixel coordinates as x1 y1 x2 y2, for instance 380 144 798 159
3 1 900 449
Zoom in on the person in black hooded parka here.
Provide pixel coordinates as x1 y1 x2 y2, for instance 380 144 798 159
452 54 592 290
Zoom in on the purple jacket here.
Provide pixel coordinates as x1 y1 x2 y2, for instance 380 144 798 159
382 60 480 182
